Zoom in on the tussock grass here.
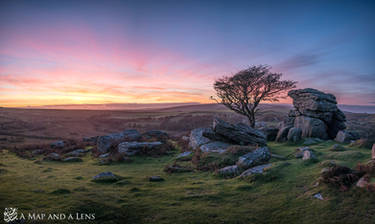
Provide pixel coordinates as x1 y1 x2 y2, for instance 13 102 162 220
0 141 374 223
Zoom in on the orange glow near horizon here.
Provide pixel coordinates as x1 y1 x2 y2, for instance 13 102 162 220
0 25 220 107
1 2 373 107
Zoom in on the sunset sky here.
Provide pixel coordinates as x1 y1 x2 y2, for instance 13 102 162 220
0 0 374 107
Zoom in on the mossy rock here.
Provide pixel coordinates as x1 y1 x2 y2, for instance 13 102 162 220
92 172 123 183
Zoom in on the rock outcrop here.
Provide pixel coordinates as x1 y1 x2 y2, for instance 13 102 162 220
217 147 271 178
189 118 267 153
117 141 163 156
287 127 302 143
142 130 169 142
189 127 230 153
213 118 267 146
97 129 141 154
277 88 346 142
259 127 279 141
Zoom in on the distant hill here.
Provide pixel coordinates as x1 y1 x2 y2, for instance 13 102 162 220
158 103 292 113
338 105 375 114
22 103 200 110
16 103 375 114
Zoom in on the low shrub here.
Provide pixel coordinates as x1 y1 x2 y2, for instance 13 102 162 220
320 165 365 191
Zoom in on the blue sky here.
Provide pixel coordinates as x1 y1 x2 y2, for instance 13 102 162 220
0 0 374 106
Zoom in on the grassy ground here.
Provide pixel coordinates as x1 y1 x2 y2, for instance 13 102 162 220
0 141 374 224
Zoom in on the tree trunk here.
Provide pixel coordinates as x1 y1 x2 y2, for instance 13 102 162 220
247 114 255 128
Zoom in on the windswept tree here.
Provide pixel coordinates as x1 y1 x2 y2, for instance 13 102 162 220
212 65 297 128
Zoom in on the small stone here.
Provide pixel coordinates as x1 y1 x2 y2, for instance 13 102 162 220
31 149 44 155
99 153 110 158
295 147 310 158
50 140 65 149
313 193 324 200
93 172 121 182
302 150 316 160
176 151 192 159
44 153 61 161
356 176 369 188
218 165 240 177
65 149 89 157
62 157 83 162
149 176 164 182
239 163 272 178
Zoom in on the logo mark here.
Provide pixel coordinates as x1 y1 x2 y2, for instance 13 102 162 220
4 208 18 223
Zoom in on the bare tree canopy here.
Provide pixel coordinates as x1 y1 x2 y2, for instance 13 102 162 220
212 65 297 128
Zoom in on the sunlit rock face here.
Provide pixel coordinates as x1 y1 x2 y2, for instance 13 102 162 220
277 88 346 142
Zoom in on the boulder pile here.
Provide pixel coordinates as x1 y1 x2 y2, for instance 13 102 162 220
217 147 271 178
189 118 267 153
97 129 141 154
95 129 170 159
277 88 347 142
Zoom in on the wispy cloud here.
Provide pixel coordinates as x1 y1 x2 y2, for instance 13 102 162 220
276 52 322 71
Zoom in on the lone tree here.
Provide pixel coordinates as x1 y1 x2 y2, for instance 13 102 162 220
212 65 297 128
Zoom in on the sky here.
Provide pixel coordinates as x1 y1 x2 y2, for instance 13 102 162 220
0 0 374 107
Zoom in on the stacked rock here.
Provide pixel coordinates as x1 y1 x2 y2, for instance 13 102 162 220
189 118 267 153
276 88 346 142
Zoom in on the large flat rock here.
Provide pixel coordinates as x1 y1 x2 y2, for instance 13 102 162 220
213 118 266 146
